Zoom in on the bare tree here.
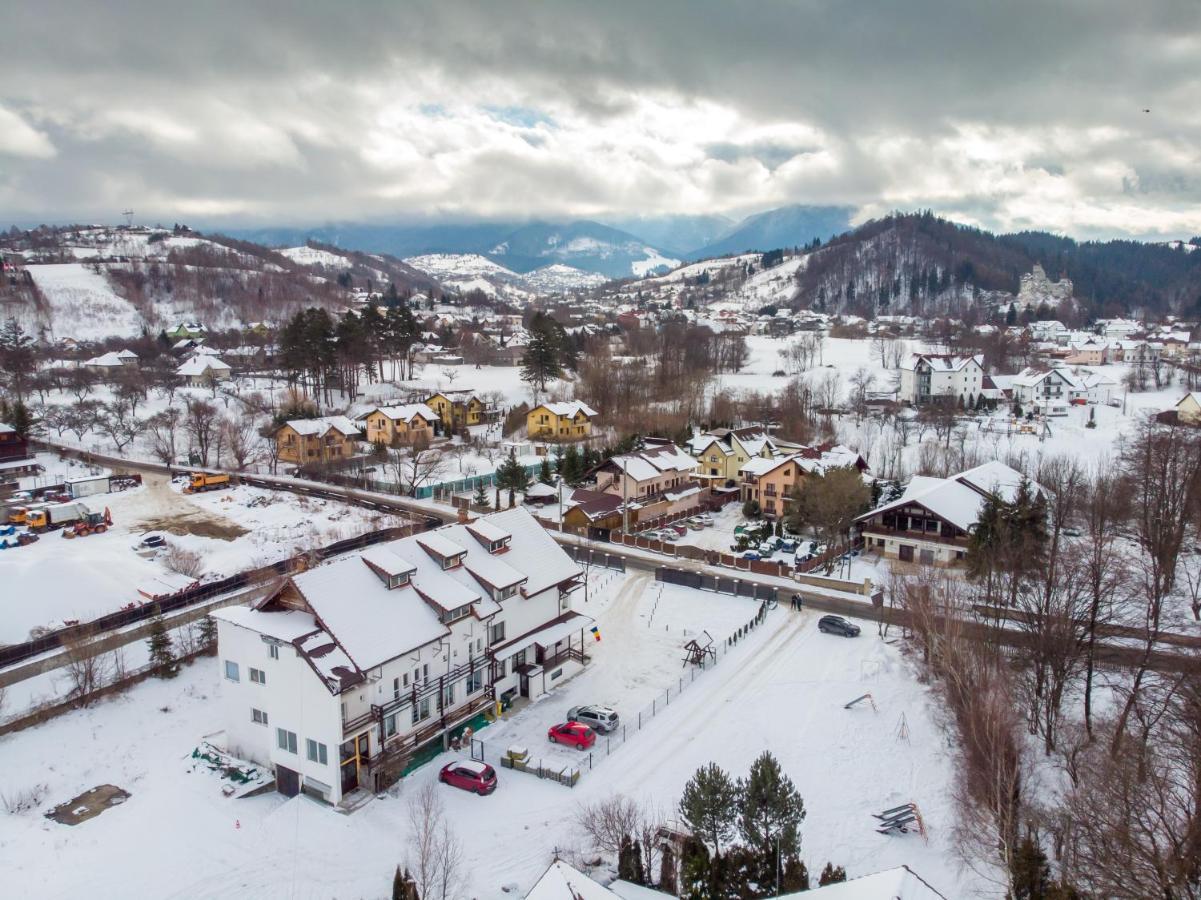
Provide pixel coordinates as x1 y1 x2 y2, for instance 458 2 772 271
406 784 463 900
145 408 182 464
62 627 111 706
221 415 261 471
390 436 448 496
99 396 145 453
184 397 220 465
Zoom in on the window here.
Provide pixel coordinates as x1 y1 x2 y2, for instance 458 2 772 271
276 728 297 754
443 604 470 624
494 585 518 602
252 708 268 726
306 739 329 765
476 638 482 653
403 672 409 688
489 621 506 645
466 669 483 694
224 660 240 682
442 683 454 707
412 698 431 725
513 649 526 668
268 643 279 660
249 667 266 685
560 591 570 612
393 677 401 700
385 714 398 737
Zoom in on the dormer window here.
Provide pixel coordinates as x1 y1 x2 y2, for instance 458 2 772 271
389 572 410 589
360 546 417 589
494 584 519 602
441 604 471 624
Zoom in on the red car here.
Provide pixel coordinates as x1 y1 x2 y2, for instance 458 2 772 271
438 759 497 795
548 721 596 749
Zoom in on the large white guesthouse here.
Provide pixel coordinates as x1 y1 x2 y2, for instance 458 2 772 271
212 507 592 806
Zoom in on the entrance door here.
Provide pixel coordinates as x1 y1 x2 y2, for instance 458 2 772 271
276 765 300 797
898 544 914 562
519 673 530 698
340 739 359 794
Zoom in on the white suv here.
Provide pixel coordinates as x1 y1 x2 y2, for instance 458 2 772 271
567 705 620 733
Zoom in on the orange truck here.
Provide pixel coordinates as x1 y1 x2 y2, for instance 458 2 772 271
184 472 231 494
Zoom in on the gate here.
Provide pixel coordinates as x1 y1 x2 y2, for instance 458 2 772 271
470 738 486 763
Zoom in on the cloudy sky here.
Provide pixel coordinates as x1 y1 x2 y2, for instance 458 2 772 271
2 0 1199 238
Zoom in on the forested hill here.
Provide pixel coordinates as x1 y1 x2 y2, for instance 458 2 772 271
792 211 1201 320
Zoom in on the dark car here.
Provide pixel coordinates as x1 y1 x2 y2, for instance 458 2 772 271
818 615 861 637
439 759 498 795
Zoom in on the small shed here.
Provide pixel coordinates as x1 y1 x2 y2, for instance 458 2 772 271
67 474 112 499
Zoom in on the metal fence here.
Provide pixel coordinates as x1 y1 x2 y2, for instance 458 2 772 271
561 544 627 572
655 566 778 602
483 600 773 787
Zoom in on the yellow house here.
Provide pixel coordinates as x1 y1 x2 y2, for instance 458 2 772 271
526 401 598 441
424 390 485 431
358 404 438 447
1175 392 1201 425
687 427 778 488
275 416 362 464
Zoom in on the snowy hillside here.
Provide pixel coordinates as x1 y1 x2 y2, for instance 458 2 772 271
404 253 521 281
522 264 607 292
25 263 145 340
279 245 353 268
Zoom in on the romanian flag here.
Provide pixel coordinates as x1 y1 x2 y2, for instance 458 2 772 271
590 625 601 642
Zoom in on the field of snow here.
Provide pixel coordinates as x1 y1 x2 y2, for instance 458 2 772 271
0 568 991 898
25 263 144 340
630 247 681 277
404 253 520 281
0 475 408 644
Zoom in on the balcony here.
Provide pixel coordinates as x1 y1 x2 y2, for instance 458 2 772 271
537 645 591 670
861 524 968 548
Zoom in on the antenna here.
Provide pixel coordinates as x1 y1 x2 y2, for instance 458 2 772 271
122 209 134 228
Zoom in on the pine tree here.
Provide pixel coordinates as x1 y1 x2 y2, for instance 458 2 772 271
147 615 178 678
618 834 639 882
738 751 805 857
680 762 739 854
197 615 217 652
658 844 677 895
392 865 405 900
1010 835 1051 900
496 451 530 508
560 444 582 485
520 322 563 392
539 458 553 485
473 480 490 509
818 862 847 885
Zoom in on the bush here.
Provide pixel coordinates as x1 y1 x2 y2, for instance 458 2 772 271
742 499 761 519
163 543 203 579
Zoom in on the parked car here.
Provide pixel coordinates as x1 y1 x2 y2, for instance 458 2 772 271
439 759 498 795
780 539 798 553
659 530 680 542
1107 398 1122 408
695 513 714 526
548 721 596 749
669 523 688 536
743 551 761 561
757 542 775 555
567 705 620 733
818 615 861 637
1062 526 1082 537
1070 397 1088 406
685 518 705 530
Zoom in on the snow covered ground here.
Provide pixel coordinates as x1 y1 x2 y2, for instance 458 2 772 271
0 569 993 899
0 475 408 644
278 246 353 269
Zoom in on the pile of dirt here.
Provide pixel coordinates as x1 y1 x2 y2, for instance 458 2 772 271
45 784 130 826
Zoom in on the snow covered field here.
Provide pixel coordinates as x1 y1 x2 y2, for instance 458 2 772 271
0 475 408 644
0 569 991 899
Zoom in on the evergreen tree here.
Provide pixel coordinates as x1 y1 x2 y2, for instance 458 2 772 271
473 479 490 509
780 856 810 893
658 844 677 895
560 444 582 485
495 451 530 507
738 751 806 858
818 862 847 886
392 866 405 900
1006 302 1018 326
521 316 564 392
1010 835 1052 900
197 615 217 652
147 614 178 678
539 458 553 485
679 762 740 854
678 838 711 900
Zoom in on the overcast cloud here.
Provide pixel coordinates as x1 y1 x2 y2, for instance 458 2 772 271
1 0 1199 238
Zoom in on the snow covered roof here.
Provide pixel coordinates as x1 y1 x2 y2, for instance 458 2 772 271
606 442 698 482
212 606 320 643
493 612 594 661
295 629 363 692
279 508 581 673
525 860 618 900
1012 366 1084 389
740 456 789 477
0 423 14 434
85 351 127 367
859 461 1039 532
789 865 947 898
416 531 468 561
900 353 982 372
364 403 439 423
176 354 231 376
360 545 418 578
534 400 598 419
283 415 361 437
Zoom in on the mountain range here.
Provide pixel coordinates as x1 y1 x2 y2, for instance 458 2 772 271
224 204 854 279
